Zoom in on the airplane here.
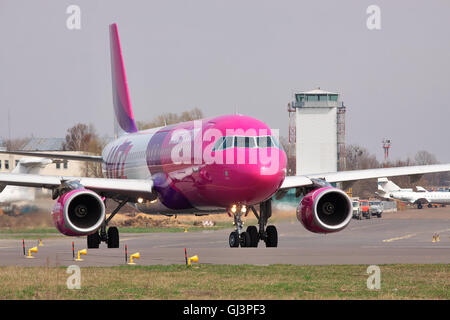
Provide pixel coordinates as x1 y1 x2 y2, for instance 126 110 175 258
1 23 450 249
0 158 52 206
377 177 450 209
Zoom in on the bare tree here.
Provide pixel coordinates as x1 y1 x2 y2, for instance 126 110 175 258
62 123 105 177
62 123 96 151
4 137 31 151
345 145 380 170
137 108 204 130
415 150 438 165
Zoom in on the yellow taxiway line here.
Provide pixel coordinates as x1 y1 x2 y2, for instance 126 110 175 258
382 233 417 243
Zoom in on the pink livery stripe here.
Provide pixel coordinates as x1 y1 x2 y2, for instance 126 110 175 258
109 23 137 133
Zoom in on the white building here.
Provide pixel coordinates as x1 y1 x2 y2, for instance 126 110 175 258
292 88 345 175
0 138 90 177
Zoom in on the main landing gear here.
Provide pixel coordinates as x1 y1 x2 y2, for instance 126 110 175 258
228 199 278 248
87 198 129 249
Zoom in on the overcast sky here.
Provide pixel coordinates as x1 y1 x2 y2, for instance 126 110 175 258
1 0 449 162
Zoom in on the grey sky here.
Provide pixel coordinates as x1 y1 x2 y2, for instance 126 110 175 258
1 0 449 163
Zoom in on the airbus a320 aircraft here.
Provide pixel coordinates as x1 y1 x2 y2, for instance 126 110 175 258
1 24 450 249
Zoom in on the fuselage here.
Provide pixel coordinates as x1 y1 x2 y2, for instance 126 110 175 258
389 190 450 205
101 114 287 214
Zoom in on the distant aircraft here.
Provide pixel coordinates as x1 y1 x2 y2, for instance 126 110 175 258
377 177 450 209
0 158 52 205
1 24 450 249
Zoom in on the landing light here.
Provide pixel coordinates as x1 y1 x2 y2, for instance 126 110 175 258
241 205 247 213
231 205 237 213
137 197 144 204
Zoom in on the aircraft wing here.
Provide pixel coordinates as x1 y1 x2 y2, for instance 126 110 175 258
0 173 153 201
0 151 102 162
280 163 450 189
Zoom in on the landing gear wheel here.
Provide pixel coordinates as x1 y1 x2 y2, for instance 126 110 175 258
418 203 423 209
229 231 239 248
265 225 278 247
239 232 251 248
87 231 101 249
428 203 433 208
246 226 258 247
107 227 120 248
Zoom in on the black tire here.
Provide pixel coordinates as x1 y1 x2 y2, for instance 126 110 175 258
418 204 423 209
239 232 251 248
428 203 432 208
107 227 120 248
265 225 278 248
87 231 100 249
377 213 382 218
229 231 239 248
246 226 259 247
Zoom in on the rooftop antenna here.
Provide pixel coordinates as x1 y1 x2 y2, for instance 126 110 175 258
8 108 11 142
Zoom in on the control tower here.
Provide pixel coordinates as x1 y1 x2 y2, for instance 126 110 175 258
291 88 346 175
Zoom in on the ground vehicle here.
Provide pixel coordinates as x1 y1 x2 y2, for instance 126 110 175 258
352 199 362 220
359 200 370 219
369 200 383 218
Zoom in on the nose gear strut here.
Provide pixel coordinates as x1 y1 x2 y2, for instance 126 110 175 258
228 199 278 248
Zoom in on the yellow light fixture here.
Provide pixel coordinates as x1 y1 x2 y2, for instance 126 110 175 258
128 252 140 265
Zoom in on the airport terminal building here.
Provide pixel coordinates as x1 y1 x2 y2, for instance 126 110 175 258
0 138 89 177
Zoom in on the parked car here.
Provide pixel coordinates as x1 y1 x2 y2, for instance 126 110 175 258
359 200 371 219
369 200 383 218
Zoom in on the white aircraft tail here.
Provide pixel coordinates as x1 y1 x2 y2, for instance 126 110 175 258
0 158 52 204
377 177 401 198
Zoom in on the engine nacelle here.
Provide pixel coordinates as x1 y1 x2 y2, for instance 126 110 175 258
51 189 106 236
296 187 352 234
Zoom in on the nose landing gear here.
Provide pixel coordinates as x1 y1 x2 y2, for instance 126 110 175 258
227 199 278 248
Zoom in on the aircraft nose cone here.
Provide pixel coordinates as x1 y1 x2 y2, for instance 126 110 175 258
231 149 287 204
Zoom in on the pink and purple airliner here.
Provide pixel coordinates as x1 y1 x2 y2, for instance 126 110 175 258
1 24 450 249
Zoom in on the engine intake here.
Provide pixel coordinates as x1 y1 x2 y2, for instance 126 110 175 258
51 189 106 236
296 187 352 233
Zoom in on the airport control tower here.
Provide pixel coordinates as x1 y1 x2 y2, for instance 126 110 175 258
291 88 346 175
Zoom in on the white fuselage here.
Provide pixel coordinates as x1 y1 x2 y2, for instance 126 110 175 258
388 190 450 205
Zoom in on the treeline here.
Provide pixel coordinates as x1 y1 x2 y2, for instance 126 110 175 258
344 144 449 198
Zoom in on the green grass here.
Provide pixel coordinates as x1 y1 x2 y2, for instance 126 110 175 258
117 221 233 233
0 222 234 239
0 264 447 300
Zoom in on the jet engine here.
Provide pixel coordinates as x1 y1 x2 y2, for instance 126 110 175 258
296 187 352 234
51 189 106 236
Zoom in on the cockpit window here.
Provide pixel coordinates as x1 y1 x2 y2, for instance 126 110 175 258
245 136 256 148
212 135 279 151
212 137 225 151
